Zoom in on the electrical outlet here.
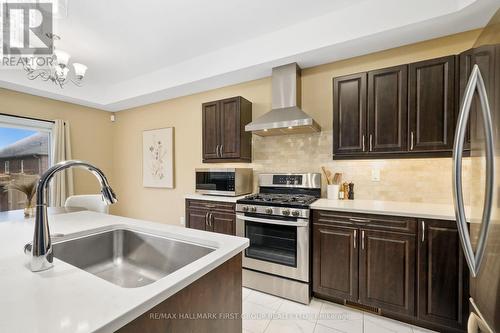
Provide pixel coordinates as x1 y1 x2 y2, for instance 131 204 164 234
371 169 381 182
180 216 185 226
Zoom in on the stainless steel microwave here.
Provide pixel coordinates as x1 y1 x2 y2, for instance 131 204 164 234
195 168 253 196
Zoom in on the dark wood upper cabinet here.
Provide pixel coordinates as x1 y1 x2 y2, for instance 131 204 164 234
219 97 240 159
332 54 465 159
313 222 358 302
202 96 252 163
368 65 408 153
333 73 367 156
459 45 498 147
202 101 220 160
359 229 415 316
417 219 468 332
408 56 456 153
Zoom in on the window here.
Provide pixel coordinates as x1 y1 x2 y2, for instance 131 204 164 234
0 115 53 212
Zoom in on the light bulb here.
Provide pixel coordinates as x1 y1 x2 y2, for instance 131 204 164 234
54 50 70 67
31 58 38 70
73 63 87 78
61 67 69 79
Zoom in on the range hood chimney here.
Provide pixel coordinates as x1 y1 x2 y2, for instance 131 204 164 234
245 63 321 136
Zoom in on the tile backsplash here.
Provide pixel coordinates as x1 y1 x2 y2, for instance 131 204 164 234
246 130 471 205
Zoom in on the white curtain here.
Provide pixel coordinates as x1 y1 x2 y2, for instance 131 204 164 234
50 119 74 207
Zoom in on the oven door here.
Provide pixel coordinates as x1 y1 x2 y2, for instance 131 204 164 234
236 213 309 282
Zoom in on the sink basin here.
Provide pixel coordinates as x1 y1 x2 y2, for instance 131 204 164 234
53 228 215 288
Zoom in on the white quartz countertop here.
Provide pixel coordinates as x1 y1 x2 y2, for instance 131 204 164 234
310 199 469 221
184 193 251 203
0 211 248 333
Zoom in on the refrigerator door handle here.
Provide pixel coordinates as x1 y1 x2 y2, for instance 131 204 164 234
452 64 495 277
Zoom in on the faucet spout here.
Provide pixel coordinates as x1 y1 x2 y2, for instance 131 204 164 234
28 160 117 272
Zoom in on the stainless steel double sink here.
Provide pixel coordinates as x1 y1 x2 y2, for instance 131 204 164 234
53 227 215 288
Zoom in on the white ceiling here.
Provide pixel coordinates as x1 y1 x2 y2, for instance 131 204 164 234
0 0 498 111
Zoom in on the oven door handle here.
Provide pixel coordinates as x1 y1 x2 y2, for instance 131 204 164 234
236 214 309 227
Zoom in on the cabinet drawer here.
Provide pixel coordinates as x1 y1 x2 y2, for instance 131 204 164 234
186 199 235 213
313 210 417 234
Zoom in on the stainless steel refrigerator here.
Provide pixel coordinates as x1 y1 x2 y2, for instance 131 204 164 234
452 8 500 333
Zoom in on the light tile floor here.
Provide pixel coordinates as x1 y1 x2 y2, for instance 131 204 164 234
242 288 437 333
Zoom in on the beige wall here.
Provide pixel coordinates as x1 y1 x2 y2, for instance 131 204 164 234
111 29 482 225
0 89 113 195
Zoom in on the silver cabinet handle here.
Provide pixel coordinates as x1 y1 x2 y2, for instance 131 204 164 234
421 221 425 243
215 145 220 157
205 212 210 226
353 229 357 248
209 213 213 227
362 135 365 152
220 145 224 156
410 131 414 150
349 217 370 223
361 230 365 250
452 64 495 277
369 134 373 152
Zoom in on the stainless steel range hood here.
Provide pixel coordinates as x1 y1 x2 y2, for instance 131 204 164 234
245 63 321 136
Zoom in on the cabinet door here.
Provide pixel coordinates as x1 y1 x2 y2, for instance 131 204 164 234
202 101 220 160
459 45 497 147
209 211 235 235
417 219 468 330
409 56 455 152
368 65 408 153
313 223 358 302
219 97 241 159
333 73 367 156
359 229 415 316
186 208 208 231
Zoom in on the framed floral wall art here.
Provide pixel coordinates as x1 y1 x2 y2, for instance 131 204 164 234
142 127 174 188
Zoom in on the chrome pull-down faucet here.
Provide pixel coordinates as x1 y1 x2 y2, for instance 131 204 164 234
25 160 117 272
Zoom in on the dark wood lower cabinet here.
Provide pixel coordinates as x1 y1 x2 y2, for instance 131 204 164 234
417 219 468 332
185 199 236 235
210 211 235 235
359 229 415 316
186 208 209 231
312 210 467 333
313 223 358 302
117 254 242 333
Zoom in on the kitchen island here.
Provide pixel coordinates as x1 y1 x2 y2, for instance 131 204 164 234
0 211 248 333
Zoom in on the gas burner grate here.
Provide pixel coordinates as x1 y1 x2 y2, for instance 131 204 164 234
242 193 317 206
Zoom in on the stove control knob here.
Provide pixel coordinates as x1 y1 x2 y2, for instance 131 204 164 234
282 209 291 216
250 206 257 213
265 208 273 214
242 206 249 212
292 210 300 217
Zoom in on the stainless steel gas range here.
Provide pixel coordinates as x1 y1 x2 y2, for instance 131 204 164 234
236 173 321 304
